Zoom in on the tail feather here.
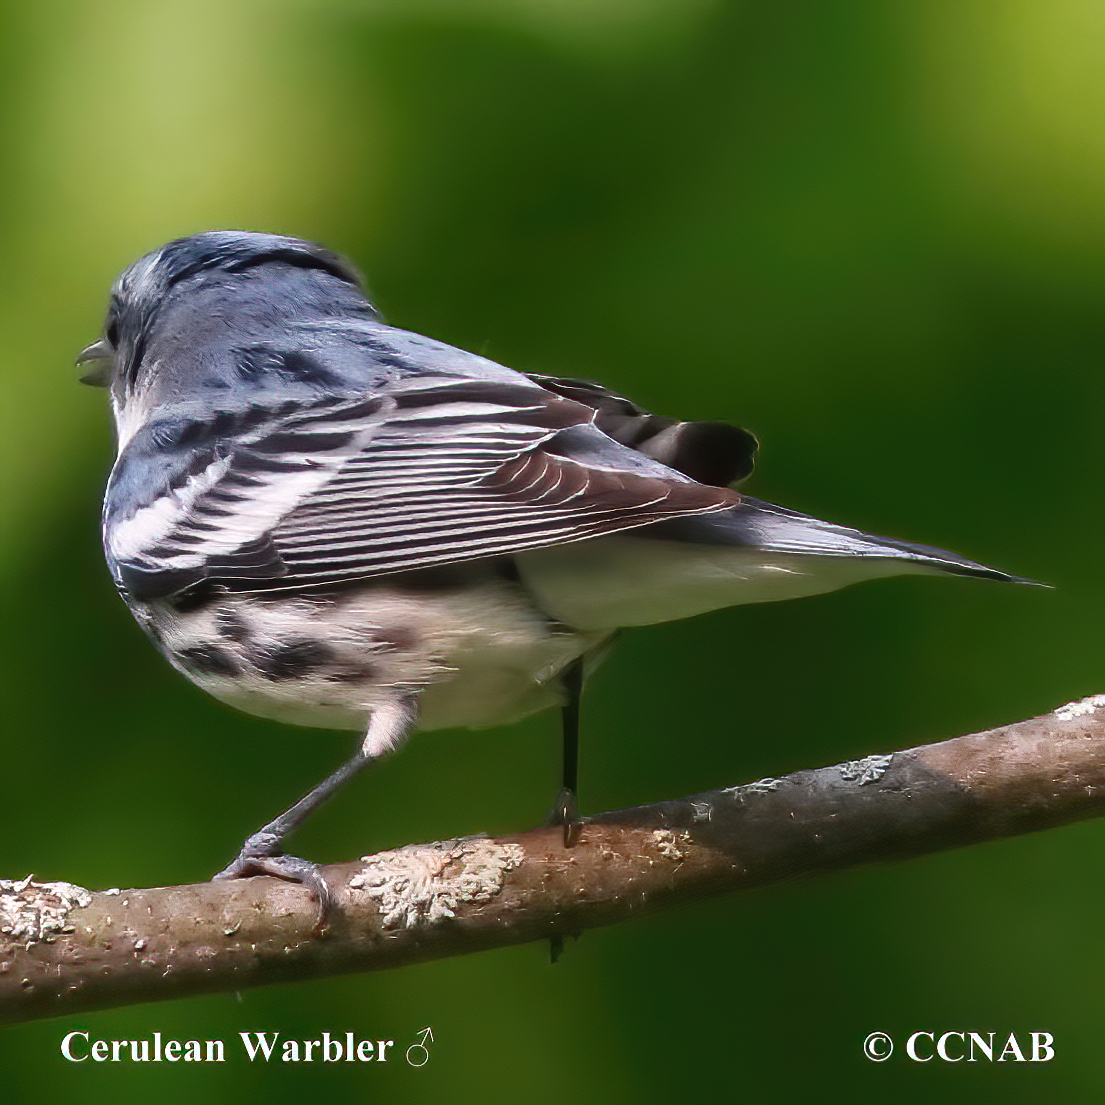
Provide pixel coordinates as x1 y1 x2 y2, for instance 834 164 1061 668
516 496 1037 631
655 497 1034 585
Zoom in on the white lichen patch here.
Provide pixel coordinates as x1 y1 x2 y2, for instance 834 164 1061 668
838 754 894 786
1054 694 1105 721
349 837 524 930
723 777 781 801
652 829 691 860
689 800 712 823
0 876 92 947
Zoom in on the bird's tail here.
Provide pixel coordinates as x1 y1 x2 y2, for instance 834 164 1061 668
516 496 1035 631
671 496 1032 584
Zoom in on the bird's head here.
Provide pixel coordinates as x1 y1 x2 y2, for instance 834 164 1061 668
76 231 372 435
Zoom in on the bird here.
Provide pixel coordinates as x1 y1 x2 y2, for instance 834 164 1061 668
78 230 1023 915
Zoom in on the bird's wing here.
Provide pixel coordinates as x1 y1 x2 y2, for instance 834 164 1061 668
105 372 739 600
526 374 758 487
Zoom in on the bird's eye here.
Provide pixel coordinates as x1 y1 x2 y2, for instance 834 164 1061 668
106 320 120 348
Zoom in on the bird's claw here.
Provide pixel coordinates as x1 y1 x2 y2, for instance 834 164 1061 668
213 837 334 934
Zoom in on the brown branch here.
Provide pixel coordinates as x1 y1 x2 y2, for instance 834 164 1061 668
3 695 1104 1025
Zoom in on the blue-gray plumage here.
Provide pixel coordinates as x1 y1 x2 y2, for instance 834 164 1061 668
79 231 1023 917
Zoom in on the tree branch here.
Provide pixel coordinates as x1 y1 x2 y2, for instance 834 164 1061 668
3 695 1104 1025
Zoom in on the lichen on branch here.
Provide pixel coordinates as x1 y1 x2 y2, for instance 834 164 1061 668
3 695 1104 1026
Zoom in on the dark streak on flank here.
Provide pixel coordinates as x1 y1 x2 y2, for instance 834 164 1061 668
372 628 414 653
326 664 377 684
255 640 334 681
216 609 251 643
177 644 240 677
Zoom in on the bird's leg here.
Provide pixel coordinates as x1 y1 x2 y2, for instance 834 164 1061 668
548 656 584 848
547 658 586 963
214 697 417 929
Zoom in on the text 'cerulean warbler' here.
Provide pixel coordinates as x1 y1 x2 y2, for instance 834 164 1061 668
78 231 1023 914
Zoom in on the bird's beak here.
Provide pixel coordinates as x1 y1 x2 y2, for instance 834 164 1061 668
76 339 112 387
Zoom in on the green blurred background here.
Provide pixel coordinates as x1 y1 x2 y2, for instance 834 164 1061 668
1 0 1102 1100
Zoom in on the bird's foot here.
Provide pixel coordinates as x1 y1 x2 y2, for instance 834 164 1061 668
213 830 333 933
548 787 584 848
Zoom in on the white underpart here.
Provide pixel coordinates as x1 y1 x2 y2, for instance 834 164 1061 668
157 579 608 733
515 535 930 630
112 384 155 452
